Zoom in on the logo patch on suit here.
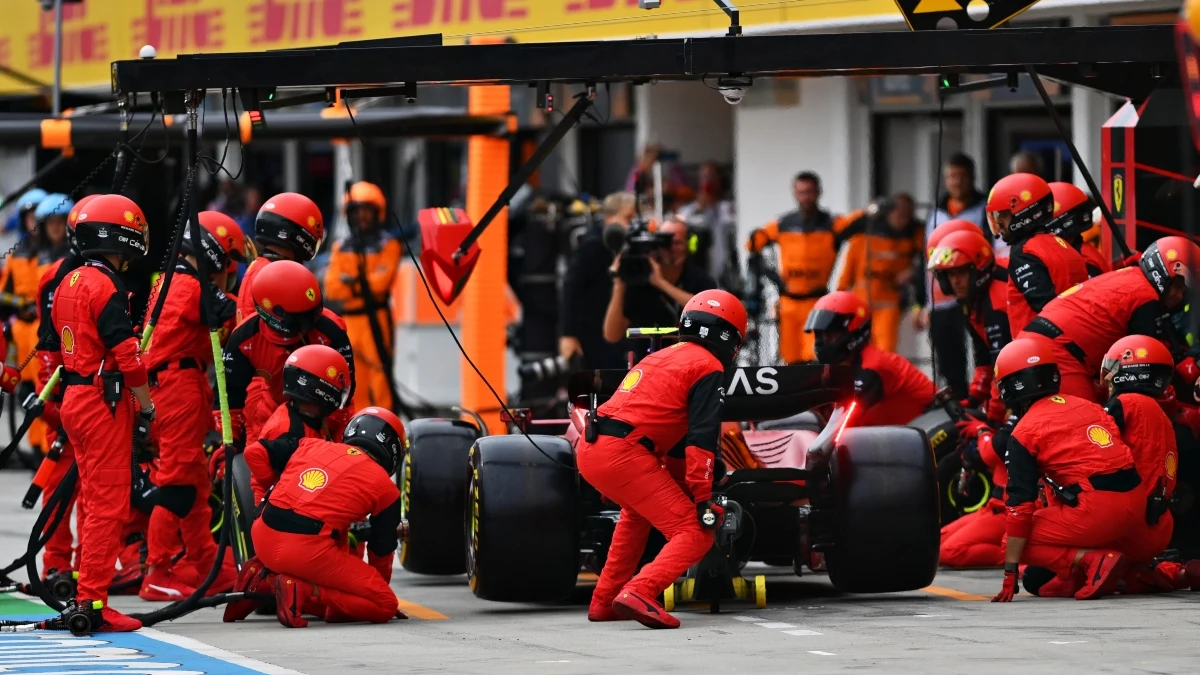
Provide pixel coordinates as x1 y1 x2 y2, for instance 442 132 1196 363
1166 451 1178 479
299 468 328 492
347 448 363 456
61 327 74 354
305 288 316 301
1086 425 1113 448
69 271 80 287
1049 396 1066 404
619 369 642 392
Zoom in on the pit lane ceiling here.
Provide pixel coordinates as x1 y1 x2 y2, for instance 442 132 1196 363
0 0 1161 96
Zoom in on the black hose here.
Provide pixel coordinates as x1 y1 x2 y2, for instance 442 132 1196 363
25 463 78 613
0 465 73 578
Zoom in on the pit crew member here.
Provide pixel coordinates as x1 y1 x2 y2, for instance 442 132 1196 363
1046 182 1108 278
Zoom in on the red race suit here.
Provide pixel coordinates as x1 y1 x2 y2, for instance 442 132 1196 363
963 261 1012 422
1104 393 1177 565
1006 233 1088 335
1005 394 1143 577
1018 267 1170 401
853 344 935 426
244 401 338 506
1079 242 1111 278
51 259 148 606
219 310 353 444
940 427 1010 568
576 341 724 613
143 261 237 576
250 436 401 623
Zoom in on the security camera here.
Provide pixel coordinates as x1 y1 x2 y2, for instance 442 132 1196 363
139 44 157 60
716 76 753 106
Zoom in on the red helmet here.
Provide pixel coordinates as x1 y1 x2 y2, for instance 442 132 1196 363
928 229 994 301
342 406 406 476
343 181 386 225
67 193 102 231
1102 335 1174 398
283 344 351 417
251 260 323 337
1046 182 1094 240
1178 0 1200 151
994 337 1060 408
73 194 149 260
1139 236 1200 309
184 211 254 272
804 291 871 365
926 219 983 259
255 193 325 261
679 289 747 367
986 173 1054 244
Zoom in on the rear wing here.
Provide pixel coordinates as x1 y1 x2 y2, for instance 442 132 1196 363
568 364 856 422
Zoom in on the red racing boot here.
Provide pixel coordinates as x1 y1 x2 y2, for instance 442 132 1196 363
274 575 313 628
1074 550 1126 600
138 567 198 602
223 557 272 622
79 601 142 633
612 588 680 629
1034 570 1083 597
587 601 623 622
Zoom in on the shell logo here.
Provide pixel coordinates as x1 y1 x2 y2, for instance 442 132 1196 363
298 468 328 492
61 326 74 355
1086 424 1113 448
1168 249 1179 261
1135 347 1148 358
69 271 81 287
326 366 338 379
856 307 866 317
1049 396 1066 404
619 369 643 392
347 448 363 456
305 288 316 301
307 216 317 227
1020 190 1032 201
123 211 135 223
261 298 273 310
217 225 228 237
1166 451 1178 479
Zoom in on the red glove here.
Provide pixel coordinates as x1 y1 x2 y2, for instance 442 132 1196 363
1116 252 1142 269
1178 403 1200 437
992 565 1019 602
208 444 227 483
0 366 20 395
684 446 717 504
956 419 992 446
211 409 246 447
967 366 993 407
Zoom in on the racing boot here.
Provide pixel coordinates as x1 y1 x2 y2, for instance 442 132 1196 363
76 600 142 633
1022 566 1083 597
274 575 313 628
1074 550 1126 600
138 567 198 602
612 588 680 629
223 557 272 622
587 601 623 622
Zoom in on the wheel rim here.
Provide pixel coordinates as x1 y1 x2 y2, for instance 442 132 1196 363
947 471 992 514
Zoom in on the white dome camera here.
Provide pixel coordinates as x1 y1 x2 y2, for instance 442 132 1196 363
716 76 752 106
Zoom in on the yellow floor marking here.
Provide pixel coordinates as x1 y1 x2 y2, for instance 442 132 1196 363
396 596 450 619
921 585 989 601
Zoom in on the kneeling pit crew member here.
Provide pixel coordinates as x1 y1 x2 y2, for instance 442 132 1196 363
578 289 744 629
804 290 934 426
138 211 247 602
990 338 1142 602
1046 182 1109 278
250 407 407 628
215 260 354 450
50 194 154 632
986 173 1088 335
1017 236 1200 401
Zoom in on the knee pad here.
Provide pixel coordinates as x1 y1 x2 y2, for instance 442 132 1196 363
156 485 198 519
1020 565 1055 595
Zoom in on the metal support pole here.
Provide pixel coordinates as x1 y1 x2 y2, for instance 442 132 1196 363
51 0 64 116
1026 66 1133 258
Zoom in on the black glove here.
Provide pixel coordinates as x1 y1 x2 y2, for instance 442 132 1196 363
696 500 725 531
132 405 155 462
22 392 44 418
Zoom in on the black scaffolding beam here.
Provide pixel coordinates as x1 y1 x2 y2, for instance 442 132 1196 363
111 25 1176 100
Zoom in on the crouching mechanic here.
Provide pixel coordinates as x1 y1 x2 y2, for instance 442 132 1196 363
991 338 1143 602
249 407 407 628
1018 236 1200 401
577 289 745 629
138 211 247 602
51 194 154 631
804 290 934 426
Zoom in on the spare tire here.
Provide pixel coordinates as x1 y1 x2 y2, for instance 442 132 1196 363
229 452 256 566
908 407 958 462
468 435 579 602
399 418 479 575
825 426 939 593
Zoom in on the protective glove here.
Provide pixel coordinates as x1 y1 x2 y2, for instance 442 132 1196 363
1116 252 1142 269
966 366 993 408
0 366 20 395
696 500 725 530
956 419 992 450
684 446 717 503
208 443 227 483
210 409 246 449
132 405 156 463
992 564 1019 602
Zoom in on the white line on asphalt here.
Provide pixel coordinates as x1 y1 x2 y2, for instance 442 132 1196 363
808 651 837 656
141 628 308 675
733 616 767 622
1049 641 1088 645
536 660 572 663
913 614 950 617
754 622 797 629
782 630 823 636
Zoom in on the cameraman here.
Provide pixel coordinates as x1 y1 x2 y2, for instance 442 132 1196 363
560 192 637 370
603 218 716 346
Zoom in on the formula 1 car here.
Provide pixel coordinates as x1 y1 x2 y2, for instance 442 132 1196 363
399 355 941 608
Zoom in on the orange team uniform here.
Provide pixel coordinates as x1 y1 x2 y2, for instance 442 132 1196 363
748 209 862 363
4 238 46 448
322 230 400 411
832 214 923 353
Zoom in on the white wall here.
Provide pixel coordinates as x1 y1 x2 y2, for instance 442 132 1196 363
637 81 735 165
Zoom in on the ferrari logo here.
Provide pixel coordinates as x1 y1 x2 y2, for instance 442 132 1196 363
1086 425 1114 448
299 468 328 492
347 448 363 456
1167 451 1178 479
305 288 316 301
1049 396 1066 404
1055 237 1069 248
69 271 80 287
1113 176 1124 212
619 369 643 392
61 327 74 355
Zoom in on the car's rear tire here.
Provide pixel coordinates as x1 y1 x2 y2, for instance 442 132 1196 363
399 418 479 575
826 426 939 593
467 435 579 602
229 452 256 566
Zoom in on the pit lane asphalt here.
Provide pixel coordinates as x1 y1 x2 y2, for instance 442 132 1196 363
1 470 1198 675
